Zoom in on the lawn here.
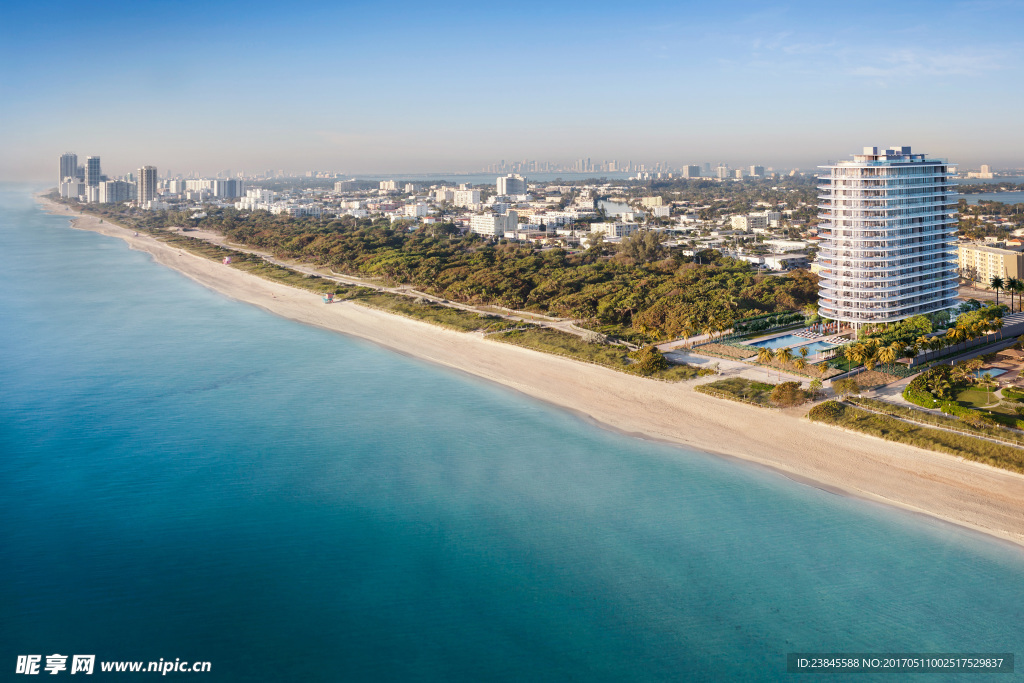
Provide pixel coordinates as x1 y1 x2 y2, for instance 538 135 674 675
693 377 781 407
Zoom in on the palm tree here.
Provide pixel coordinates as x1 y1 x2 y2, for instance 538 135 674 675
757 346 774 379
879 342 902 370
1008 277 1022 312
990 275 1005 306
799 346 810 360
946 326 966 354
915 335 932 362
774 347 793 378
1007 278 1024 313
862 343 880 372
793 357 807 372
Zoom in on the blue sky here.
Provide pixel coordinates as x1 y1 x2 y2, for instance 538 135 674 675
2 0 1023 179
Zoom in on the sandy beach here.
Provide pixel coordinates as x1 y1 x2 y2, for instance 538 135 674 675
40 197 1024 550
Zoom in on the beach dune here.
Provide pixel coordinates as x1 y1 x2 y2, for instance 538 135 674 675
40 197 1024 550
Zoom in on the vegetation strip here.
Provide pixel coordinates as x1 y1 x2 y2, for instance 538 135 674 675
807 401 1024 474
848 397 1024 448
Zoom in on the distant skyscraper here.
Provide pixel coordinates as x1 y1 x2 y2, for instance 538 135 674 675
817 146 958 328
682 165 701 179
85 156 102 187
138 166 158 204
749 165 765 177
59 153 77 183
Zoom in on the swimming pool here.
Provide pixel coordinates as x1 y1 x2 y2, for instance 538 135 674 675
747 334 836 355
974 368 1008 378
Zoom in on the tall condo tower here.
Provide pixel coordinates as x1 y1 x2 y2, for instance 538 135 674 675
59 153 77 183
817 146 957 328
138 166 158 204
85 156 102 186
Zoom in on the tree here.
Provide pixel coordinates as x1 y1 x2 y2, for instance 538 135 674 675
990 275 1005 306
833 378 860 398
619 231 664 263
1008 277 1023 313
878 341 903 369
808 377 823 397
629 345 669 375
770 381 809 407
757 346 775 379
774 347 793 377
799 346 809 359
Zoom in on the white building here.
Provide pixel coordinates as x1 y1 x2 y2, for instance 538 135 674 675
99 180 136 204
404 203 428 217
453 189 481 207
60 179 84 199
469 210 518 237
434 188 455 203
730 214 768 232
496 174 527 195
818 146 958 327
590 222 638 238
379 180 398 191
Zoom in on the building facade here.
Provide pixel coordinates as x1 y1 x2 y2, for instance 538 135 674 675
85 156 102 187
817 146 958 328
469 210 518 237
958 242 1024 285
496 174 527 195
99 180 136 204
138 166 158 204
59 153 78 184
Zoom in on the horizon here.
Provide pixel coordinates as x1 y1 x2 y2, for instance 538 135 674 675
4 0 1024 180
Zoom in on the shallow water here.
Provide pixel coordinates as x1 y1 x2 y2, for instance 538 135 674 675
2 186 1022 681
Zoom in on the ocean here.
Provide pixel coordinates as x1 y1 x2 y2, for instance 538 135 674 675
1 184 1022 681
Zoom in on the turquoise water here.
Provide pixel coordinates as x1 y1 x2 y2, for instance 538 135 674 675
747 334 835 355
975 368 1008 378
2 185 1023 681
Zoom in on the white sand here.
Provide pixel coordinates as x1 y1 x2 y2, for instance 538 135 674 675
41 198 1024 550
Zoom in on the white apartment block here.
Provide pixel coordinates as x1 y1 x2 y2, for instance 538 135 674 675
404 203 428 217
590 222 639 238
818 146 958 327
730 214 768 232
60 179 84 199
469 210 518 237
99 180 136 204
496 174 527 195
434 188 455 203
379 180 398 191
453 189 481 207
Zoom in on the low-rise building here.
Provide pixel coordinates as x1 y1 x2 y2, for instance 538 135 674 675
590 222 638 238
958 242 1024 285
469 210 518 237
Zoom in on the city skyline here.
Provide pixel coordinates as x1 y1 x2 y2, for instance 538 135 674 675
4 0 1024 180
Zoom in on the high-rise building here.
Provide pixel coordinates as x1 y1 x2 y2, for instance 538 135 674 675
59 153 78 183
85 156 102 187
715 165 730 180
99 180 136 204
496 174 527 195
749 165 765 177
138 166 158 204
682 165 701 179
817 146 958 328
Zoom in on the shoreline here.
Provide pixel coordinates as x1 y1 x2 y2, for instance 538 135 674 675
37 195 1024 551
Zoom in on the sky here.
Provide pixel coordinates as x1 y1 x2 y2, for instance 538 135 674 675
2 0 1023 180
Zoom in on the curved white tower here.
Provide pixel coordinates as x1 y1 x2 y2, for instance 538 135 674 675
817 146 958 328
